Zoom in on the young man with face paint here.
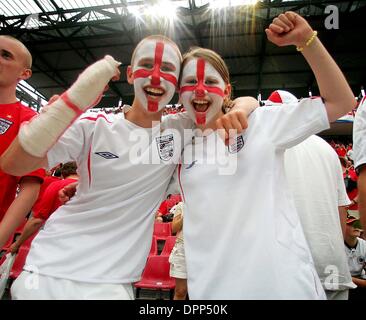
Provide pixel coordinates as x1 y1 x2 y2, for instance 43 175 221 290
175 12 356 299
130 39 180 113
1 35 257 299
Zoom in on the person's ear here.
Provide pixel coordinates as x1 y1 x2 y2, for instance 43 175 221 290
19 68 32 81
126 66 134 85
224 83 232 98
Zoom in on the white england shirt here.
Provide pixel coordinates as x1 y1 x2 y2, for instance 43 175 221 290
353 96 366 171
285 135 354 290
179 98 329 299
24 111 193 283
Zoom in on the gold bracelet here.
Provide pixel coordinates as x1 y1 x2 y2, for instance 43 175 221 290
296 30 318 52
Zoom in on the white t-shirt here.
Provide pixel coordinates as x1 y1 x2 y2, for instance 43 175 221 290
344 238 366 278
353 96 366 171
179 98 329 299
284 135 354 290
25 111 193 284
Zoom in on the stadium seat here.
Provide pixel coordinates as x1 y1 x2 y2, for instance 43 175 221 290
134 255 175 299
153 222 172 241
149 236 158 256
160 236 176 256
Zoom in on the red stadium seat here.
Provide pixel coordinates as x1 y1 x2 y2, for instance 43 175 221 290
149 236 158 256
160 236 177 256
153 222 172 241
9 247 30 279
134 255 175 299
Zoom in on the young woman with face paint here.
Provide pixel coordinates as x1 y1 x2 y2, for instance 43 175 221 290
1 35 257 299
175 12 356 299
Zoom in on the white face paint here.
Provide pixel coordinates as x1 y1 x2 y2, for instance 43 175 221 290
180 58 226 126
132 39 181 112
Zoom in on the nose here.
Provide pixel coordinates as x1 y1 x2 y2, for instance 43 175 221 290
195 88 206 97
150 68 161 86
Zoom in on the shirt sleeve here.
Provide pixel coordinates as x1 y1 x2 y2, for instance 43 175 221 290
32 184 58 220
258 97 330 150
334 153 351 206
20 106 38 122
19 168 45 184
160 201 168 215
353 97 366 171
47 117 94 169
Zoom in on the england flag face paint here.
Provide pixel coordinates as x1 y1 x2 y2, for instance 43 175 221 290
180 58 226 126
132 40 180 112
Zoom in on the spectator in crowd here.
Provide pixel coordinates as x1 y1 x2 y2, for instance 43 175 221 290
0 34 257 299
344 215 366 300
353 96 366 239
347 143 354 160
168 202 187 300
31 169 61 217
176 12 356 299
155 194 172 222
268 90 354 300
9 162 78 254
341 157 359 215
0 35 45 249
336 143 347 158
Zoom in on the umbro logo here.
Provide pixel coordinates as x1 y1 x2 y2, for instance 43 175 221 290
186 160 197 169
95 152 119 159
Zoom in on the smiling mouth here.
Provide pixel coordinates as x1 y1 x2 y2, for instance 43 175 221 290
144 86 165 100
192 99 210 112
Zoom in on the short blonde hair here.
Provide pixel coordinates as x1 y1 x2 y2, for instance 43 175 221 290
130 35 182 66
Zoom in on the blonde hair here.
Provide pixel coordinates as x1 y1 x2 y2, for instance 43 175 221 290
0 35 32 68
181 47 232 110
130 35 182 66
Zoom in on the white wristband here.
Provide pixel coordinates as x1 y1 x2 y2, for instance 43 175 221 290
18 55 121 158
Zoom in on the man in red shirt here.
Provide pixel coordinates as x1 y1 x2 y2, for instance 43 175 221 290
9 162 78 253
31 169 61 215
155 197 169 222
0 35 45 248
155 194 182 222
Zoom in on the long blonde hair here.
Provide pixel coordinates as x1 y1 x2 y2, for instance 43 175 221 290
181 47 232 111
